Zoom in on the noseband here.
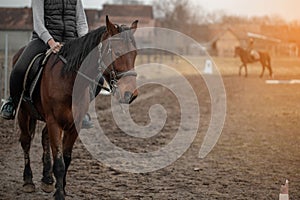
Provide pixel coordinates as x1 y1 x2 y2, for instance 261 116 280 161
97 36 137 94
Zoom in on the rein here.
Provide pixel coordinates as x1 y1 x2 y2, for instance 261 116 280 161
77 71 111 92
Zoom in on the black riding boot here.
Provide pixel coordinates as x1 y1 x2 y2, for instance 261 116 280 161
0 96 17 120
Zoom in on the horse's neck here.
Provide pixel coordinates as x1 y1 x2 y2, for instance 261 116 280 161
79 47 100 75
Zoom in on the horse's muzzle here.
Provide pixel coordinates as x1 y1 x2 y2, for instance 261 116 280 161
120 90 138 104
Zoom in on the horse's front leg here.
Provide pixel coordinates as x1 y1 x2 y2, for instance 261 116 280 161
62 126 79 195
239 63 247 77
238 64 244 76
48 120 65 200
41 125 55 193
18 112 36 193
268 65 273 79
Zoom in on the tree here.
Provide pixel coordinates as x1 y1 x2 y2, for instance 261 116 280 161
154 0 193 33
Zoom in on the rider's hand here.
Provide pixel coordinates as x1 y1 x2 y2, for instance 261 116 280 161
48 38 62 53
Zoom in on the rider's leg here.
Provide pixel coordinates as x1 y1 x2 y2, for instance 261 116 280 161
1 39 47 120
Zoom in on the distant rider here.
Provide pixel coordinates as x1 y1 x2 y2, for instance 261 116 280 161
246 38 258 61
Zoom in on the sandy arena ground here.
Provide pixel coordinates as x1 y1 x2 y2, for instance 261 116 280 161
0 55 300 199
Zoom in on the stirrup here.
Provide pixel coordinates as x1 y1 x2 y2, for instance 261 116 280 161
0 98 16 120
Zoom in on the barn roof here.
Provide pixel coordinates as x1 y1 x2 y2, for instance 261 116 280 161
101 4 153 19
85 9 102 28
0 4 154 31
0 7 32 30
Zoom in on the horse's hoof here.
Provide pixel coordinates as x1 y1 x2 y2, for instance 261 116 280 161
22 183 35 193
54 190 65 200
41 182 54 193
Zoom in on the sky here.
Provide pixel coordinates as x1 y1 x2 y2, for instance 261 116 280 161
0 0 300 22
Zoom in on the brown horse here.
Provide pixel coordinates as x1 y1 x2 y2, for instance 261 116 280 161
14 16 138 199
234 46 273 78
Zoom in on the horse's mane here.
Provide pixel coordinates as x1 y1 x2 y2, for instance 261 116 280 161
58 24 135 74
59 26 106 73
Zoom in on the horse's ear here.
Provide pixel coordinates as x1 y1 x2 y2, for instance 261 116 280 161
106 15 118 36
130 20 138 34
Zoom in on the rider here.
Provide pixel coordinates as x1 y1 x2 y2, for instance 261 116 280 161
247 38 258 61
0 0 97 129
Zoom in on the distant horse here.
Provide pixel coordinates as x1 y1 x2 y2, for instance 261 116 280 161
14 16 138 200
234 46 273 78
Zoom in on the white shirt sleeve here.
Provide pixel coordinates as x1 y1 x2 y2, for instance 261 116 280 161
76 0 89 37
32 0 52 44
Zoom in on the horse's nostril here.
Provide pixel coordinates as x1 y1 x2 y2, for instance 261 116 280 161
124 91 132 98
124 91 133 102
122 91 137 104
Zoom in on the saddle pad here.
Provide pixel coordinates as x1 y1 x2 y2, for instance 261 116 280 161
23 50 52 99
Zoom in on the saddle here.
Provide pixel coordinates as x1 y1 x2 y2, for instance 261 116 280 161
21 50 104 120
249 50 260 61
22 49 52 120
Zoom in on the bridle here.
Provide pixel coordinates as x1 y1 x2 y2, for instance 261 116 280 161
76 30 137 95
97 35 137 94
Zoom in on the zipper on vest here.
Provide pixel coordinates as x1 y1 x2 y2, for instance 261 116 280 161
62 0 66 42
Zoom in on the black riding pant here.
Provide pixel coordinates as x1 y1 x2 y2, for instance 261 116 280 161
9 39 48 103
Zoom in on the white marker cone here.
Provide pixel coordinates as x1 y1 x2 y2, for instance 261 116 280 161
279 179 289 200
203 59 213 74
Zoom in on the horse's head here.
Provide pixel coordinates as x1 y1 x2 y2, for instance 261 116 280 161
234 46 240 57
99 16 138 104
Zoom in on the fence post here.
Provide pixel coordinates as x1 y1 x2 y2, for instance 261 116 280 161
0 62 2 101
4 33 8 100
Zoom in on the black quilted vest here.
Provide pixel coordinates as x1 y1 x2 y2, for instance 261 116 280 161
33 0 77 43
